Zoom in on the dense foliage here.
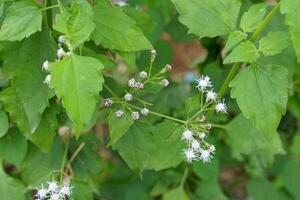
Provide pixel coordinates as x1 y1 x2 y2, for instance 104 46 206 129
0 0 299 199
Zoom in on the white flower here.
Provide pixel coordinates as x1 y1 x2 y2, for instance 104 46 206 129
198 132 206 140
206 90 217 102
58 35 66 44
42 60 50 71
128 78 136 88
150 49 157 56
115 110 124 118
215 99 227 113
165 64 172 71
197 115 206 122
199 150 212 163
191 140 200 150
132 112 139 120
208 145 216 153
161 79 169 87
134 82 144 90
47 181 59 193
204 123 212 130
124 93 133 101
57 48 65 59
182 130 193 141
183 149 196 163
103 98 113 107
141 108 149 116
36 187 48 199
139 71 148 79
60 183 73 196
196 75 212 91
43 75 51 85
49 193 60 200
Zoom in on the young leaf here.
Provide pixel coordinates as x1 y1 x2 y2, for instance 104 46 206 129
230 63 288 138
108 109 134 144
259 31 290 56
224 41 259 64
162 187 189 200
0 128 28 167
171 0 241 38
0 162 27 200
50 54 104 135
92 4 152 51
240 3 267 33
280 0 300 62
224 30 247 52
0 110 9 138
54 0 95 49
0 1 42 41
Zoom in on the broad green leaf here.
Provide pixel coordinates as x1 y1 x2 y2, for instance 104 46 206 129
225 114 284 162
21 138 64 188
92 4 152 51
27 105 58 153
0 29 56 134
259 31 290 56
247 178 290 200
195 180 228 200
0 110 9 138
230 63 288 138
224 41 259 64
71 180 93 200
108 109 134 144
171 0 241 38
240 3 266 33
281 0 300 62
185 94 200 117
224 30 247 52
163 187 189 200
0 163 27 200
113 121 185 171
0 128 27 167
50 54 104 135
192 159 219 181
0 1 42 41
54 0 95 48
291 132 300 156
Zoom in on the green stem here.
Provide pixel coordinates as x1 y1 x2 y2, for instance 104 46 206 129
60 140 69 184
180 167 189 187
211 123 226 129
41 4 61 11
207 3 280 119
104 84 118 98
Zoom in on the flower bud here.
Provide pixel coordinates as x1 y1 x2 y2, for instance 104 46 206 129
115 110 124 118
165 64 172 71
197 115 206 122
43 75 51 85
124 93 133 101
139 71 148 79
57 48 65 59
128 78 136 88
132 112 139 120
58 35 66 44
141 108 149 116
42 60 50 71
204 123 212 130
135 82 144 90
161 79 169 87
103 98 113 107
198 132 206 139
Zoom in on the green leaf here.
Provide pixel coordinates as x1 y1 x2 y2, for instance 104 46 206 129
54 0 95 48
224 30 247 52
224 41 259 64
0 110 9 138
0 163 27 200
163 187 189 200
113 121 185 171
0 0 42 41
230 63 288 138
21 138 64 188
195 180 228 200
0 29 56 134
281 0 300 62
92 4 152 51
185 94 200 117
240 3 266 33
71 180 93 200
259 31 290 56
247 178 290 200
192 159 219 181
225 114 284 162
171 0 241 38
50 54 104 135
0 128 28 167
108 109 134 144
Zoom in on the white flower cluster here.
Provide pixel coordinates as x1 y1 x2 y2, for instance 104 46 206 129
35 181 73 200
181 129 215 163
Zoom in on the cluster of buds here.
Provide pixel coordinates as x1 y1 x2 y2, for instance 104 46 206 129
34 181 73 200
182 129 215 163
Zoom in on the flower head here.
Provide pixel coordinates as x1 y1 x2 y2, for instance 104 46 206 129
141 108 149 116
128 78 136 88
42 60 50 71
56 48 65 59
35 187 48 199
161 79 169 87
115 110 124 118
196 75 212 91
206 90 217 102
215 99 227 113
139 71 148 79
43 75 51 85
134 82 144 90
58 35 66 44
165 64 172 71
103 98 113 107
50 193 60 200
124 93 133 102
208 145 216 154
198 132 206 140
182 130 193 141
59 183 73 196
183 149 196 163
132 112 139 120
47 181 59 193
191 140 200 150
199 150 212 163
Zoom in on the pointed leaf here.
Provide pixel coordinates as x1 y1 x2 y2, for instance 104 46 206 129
0 110 9 138
50 54 104 135
0 0 42 41
259 31 290 56
230 63 288 138
240 3 266 33
163 187 189 200
224 41 259 64
171 0 241 38
224 30 247 52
